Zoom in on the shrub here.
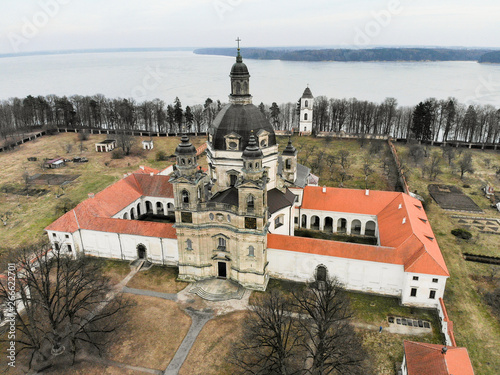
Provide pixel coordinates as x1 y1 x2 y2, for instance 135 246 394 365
111 150 124 159
463 184 470 188
155 150 168 161
451 228 472 240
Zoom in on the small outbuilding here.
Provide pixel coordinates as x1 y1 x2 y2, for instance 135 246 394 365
95 139 116 152
44 157 65 169
142 140 154 150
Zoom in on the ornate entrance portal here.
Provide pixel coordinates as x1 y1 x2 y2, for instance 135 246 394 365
218 262 227 278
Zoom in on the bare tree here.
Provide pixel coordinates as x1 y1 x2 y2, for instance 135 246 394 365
458 152 474 179
231 290 304 375
293 277 367 375
362 158 374 189
441 144 456 166
424 151 442 181
0 240 130 371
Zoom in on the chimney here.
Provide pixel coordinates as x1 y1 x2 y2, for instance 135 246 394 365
140 165 145 170
441 346 447 355
150 172 154 176
88 193 95 199
365 189 369 196
398 203 402 209
322 186 326 193
402 217 406 224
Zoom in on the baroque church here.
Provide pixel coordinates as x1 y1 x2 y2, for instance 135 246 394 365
46 48 449 308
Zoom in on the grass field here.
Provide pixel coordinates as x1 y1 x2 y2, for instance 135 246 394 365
0 132 207 264
277 135 398 191
395 143 500 375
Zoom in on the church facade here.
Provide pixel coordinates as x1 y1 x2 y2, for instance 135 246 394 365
46 49 449 307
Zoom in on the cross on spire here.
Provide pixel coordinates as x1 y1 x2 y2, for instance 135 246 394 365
236 37 241 51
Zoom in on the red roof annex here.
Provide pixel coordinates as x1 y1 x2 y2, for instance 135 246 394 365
403 341 474 375
270 186 449 276
46 168 176 239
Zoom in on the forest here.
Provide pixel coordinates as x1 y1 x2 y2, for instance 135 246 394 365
0 93 499 147
195 47 496 62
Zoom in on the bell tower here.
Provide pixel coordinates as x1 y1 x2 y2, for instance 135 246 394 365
229 37 252 105
281 137 298 184
299 86 314 133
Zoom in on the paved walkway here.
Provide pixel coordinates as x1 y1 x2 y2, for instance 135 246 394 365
163 308 213 375
122 286 177 301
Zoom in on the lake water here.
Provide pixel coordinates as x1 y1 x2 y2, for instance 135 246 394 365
0 50 499 107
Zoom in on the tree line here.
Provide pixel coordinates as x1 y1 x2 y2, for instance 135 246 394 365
0 93 499 145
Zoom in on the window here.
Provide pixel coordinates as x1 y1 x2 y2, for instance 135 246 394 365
181 212 192 223
209 213 214 220
229 174 237 187
245 217 257 229
218 237 226 250
67 244 72 252
305 100 308 107
248 246 255 257
65 234 69 239
182 190 189 204
294 217 299 224
432 278 438 283
275 215 284 229
316 265 327 282
410 288 417 297
413 276 419 281
52 233 56 238
229 141 238 150
186 239 193 250
285 159 291 170
429 290 436 299
247 195 255 212
260 139 267 147
304 113 308 120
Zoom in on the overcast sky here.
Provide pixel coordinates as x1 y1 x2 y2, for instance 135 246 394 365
0 0 499 54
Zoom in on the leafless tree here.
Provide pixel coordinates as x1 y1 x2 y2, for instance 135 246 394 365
0 240 130 371
337 150 350 171
458 152 474 179
362 158 374 189
292 277 368 375
424 151 442 181
441 144 456 166
231 290 304 375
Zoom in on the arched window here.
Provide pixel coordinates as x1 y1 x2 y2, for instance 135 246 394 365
316 265 327 282
351 219 362 235
301 214 307 228
145 201 153 213
236 81 241 94
304 113 308 121
181 158 186 165
182 190 189 204
123 212 129 220
130 208 135 220
218 237 226 250
247 195 255 212
305 100 308 107
186 239 193 250
337 218 347 233
311 215 320 230
249 162 253 169
324 217 333 232
198 187 202 199
365 221 376 236
285 159 291 170
136 203 141 216
248 245 255 257
229 174 237 187
156 202 164 215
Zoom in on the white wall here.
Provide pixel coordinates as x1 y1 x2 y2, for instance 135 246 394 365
268 206 295 236
401 272 447 307
64 229 178 265
267 248 404 297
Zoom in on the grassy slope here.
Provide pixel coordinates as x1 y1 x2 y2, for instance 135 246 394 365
0 133 207 257
396 143 500 374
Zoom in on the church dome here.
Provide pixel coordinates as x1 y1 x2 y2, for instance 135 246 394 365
175 133 196 155
231 60 249 76
210 104 276 151
301 87 314 99
242 132 263 159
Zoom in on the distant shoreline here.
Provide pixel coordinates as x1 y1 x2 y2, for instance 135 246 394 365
0 47 194 59
194 47 500 63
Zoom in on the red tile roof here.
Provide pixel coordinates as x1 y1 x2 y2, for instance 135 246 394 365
270 186 449 276
46 169 176 239
403 341 474 375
